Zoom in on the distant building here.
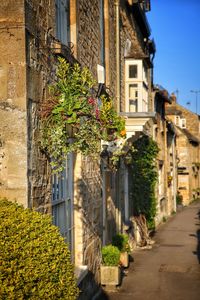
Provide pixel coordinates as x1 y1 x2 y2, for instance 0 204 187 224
166 94 200 205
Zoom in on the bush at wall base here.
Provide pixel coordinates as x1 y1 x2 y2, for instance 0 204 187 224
112 234 130 268
0 198 79 300
101 245 121 286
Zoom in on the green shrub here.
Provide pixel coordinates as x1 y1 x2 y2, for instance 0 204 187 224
0 198 79 300
176 192 183 205
101 245 120 266
112 234 130 253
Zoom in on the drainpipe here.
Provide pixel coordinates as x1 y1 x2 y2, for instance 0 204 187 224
115 0 120 113
115 0 121 232
172 134 177 212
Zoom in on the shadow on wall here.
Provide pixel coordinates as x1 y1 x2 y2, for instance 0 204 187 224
193 210 200 264
78 271 109 300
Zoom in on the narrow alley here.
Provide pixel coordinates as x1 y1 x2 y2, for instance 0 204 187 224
106 201 200 300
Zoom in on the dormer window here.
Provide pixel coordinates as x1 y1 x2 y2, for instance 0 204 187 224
181 118 186 128
125 59 148 113
175 116 180 126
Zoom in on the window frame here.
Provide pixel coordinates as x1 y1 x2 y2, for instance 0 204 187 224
125 59 149 113
55 0 70 45
52 154 74 257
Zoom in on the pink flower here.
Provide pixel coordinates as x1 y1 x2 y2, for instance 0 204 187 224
88 97 95 105
95 108 100 119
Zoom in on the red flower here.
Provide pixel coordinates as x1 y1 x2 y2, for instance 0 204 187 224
88 97 95 105
95 108 100 119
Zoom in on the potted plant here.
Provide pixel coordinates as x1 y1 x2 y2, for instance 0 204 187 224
112 234 130 268
100 245 121 286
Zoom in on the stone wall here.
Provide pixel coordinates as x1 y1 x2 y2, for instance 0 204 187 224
0 0 27 206
25 0 57 213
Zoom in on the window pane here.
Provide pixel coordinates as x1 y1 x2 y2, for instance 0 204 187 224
129 84 138 99
100 0 105 66
129 84 138 112
129 65 137 78
55 0 70 45
129 100 137 112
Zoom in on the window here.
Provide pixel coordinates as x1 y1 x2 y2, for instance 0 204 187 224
129 65 137 78
55 0 70 45
100 0 105 66
125 59 149 113
52 154 73 253
158 163 164 196
180 118 186 128
175 116 180 126
129 84 138 112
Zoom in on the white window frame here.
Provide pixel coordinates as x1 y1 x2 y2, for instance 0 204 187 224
52 154 74 256
180 118 186 128
125 59 148 113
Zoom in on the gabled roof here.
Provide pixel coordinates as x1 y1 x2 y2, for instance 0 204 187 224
178 127 200 144
154 88 172 104
165 106 182 116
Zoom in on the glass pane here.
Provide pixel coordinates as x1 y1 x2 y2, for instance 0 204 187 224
129 100 137 112
129 85 138 99
129 65 137 78
55 0 70 45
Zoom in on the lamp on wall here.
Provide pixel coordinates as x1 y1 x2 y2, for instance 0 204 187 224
100 144 110 170
124 152 133 165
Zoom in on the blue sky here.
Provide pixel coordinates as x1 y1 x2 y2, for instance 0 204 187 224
147 0 200 115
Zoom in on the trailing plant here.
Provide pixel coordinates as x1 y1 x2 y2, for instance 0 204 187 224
40 57 126 172
130 135 159 230
101 245 120 266
0 198 79 300
112 234 130 253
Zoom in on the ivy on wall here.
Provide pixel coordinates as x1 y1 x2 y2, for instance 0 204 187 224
130 135 159 229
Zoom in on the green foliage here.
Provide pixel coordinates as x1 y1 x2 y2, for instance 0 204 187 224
101 245 120 266
176 192 183 205
100 95 126 140
112 234 130 253
130 135 159 229
40 57 126 173
0 198 79 300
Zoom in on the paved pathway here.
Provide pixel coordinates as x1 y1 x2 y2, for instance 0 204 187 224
105 201 200 300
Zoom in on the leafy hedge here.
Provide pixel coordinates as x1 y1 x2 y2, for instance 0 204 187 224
112 234 130 253
131 135 159 229
0 198 79 299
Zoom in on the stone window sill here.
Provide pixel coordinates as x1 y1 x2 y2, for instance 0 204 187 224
75 265 88 285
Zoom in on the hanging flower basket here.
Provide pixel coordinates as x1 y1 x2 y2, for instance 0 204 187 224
39 58 126 173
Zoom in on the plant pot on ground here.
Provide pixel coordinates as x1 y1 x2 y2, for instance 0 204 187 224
100 245 121 286
112 234 131 268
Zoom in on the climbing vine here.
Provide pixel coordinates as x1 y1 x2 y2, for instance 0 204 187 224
130 135 159 229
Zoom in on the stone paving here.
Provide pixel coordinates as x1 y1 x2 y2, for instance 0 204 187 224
102 201 200 300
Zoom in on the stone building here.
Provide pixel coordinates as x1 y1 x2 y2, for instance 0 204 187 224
166 95 200 205
0 0 186 297
152 88 177 224
0 0 138 295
